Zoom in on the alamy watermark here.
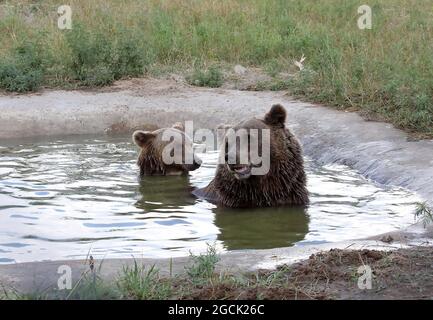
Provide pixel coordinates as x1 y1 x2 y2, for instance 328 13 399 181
357 265 372 290
54 4 371 30
157 121 271 176
57 264 72 290
57 5 72 30
358 5 372 30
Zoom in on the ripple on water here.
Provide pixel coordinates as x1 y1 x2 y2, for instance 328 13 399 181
0 135 422 263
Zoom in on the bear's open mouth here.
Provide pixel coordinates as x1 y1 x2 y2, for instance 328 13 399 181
228 164 252 180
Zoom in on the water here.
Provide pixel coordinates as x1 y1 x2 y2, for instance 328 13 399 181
0 135 421 263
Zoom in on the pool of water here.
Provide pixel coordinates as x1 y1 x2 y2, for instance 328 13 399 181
0 135 421 263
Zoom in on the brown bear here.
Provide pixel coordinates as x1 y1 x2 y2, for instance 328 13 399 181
193 104 309 207
132 123 202 176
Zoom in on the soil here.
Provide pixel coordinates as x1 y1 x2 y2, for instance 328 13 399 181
181 246 433 300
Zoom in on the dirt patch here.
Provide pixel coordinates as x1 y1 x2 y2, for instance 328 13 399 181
280 247 433 299
182 283 320 300
292 249 384 281
175 247 433 300
221 67 275 91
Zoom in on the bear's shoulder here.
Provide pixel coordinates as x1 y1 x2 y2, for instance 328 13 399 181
192 182 220 204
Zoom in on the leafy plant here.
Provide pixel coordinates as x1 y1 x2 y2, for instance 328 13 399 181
187 65 223 88
0 43 44 92
414 202 433 228
185 243 220 284
117 262 171 300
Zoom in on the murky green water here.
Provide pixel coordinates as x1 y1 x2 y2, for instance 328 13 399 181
0 135 421 263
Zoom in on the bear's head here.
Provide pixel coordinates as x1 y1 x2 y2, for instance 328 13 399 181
208 104 308 207
133 123 202 176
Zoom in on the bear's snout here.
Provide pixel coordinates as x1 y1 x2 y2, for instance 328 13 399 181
226 163 252 180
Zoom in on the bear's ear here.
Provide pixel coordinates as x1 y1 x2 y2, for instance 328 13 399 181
264 104 287 127
172 122 185 132
132 130 155 147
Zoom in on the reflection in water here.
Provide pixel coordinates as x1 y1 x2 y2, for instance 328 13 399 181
0 135 422 263
213 206 309 250
135 177 310 250
135 176 195 212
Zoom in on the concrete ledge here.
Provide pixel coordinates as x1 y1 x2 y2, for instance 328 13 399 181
1 221 432 293
0 246 367 293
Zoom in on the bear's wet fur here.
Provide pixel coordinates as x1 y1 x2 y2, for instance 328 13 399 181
194 104 309 208
132 123 201 176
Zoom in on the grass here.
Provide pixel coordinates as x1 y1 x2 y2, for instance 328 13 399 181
3 245 433 300
0 42 44 92
117 262 172 300
185 243 220 284
0 0 433 136
65 272 119 300
186 65 223 88
0 243 308 300
414 202 433 227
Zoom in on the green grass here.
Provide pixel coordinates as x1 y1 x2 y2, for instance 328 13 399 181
186 65 223 88
0 285 50 300
185 243 220 284
13 244 433 300
414 202 433 227
1 0 433 136
117 262 172 300
0 42 44 92
0 244 308 300
64 24 147 86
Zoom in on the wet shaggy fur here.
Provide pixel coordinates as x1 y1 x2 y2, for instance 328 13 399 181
135 140 167 176
195 104 309 208
133 124 201 176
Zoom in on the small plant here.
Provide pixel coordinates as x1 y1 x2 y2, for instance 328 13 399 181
0 281 53 300
117 261 171 300
65 25 147 87
65 273 118 300
264 59 283 77
414 202 433 227
113 34 148 78
185 243 220 284
0 63 42 92
0 43 44 92
63 255 119 300
65 26 115 86
187 65 223 88
261 265 291 288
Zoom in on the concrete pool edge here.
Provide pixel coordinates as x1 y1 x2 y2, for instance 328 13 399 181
1 221 432 294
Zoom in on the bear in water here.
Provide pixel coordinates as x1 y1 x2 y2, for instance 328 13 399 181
132 123 202 176
194 104 309 207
